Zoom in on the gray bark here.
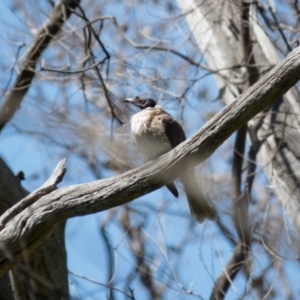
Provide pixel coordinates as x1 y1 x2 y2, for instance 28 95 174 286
0 46 300 276
0 158 26 300
0 157 69 300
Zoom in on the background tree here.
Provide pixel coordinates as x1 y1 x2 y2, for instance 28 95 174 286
0 0 300 299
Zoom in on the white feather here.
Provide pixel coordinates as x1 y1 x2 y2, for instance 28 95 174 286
130 109 171 160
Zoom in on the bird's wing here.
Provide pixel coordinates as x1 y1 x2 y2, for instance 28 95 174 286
160 113 186 148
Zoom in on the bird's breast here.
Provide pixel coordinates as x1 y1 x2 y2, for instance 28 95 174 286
130 113 149 136
130 110 171 160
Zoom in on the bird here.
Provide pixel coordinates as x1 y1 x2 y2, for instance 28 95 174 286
124 96 215 222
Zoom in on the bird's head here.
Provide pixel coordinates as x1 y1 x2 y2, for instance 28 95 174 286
123 96 156 110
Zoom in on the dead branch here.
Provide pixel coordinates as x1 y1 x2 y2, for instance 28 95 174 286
0 159 66 230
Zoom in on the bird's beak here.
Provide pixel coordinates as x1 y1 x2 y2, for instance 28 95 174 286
123 97 137 104
123 98 141 108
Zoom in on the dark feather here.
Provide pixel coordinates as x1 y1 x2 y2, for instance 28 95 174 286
166 182 179 198
162 116 186 147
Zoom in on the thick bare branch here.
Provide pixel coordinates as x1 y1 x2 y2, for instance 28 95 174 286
0 158 66 230
0 47 300 276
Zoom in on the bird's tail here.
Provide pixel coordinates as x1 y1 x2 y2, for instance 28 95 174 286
180 171 216 222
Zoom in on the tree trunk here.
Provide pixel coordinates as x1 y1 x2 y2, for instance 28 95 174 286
0 157 69 299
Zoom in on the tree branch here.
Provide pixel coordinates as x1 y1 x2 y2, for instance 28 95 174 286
0 47 300 276
0 159 66 230
0 0 81 131
210 241 249 300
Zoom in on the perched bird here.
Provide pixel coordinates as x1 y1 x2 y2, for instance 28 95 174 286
124 96 215 222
